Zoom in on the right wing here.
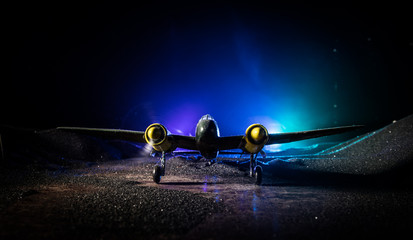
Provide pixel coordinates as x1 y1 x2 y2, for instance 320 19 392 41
216 125 363 151
267 125 363 145
218 136 243 150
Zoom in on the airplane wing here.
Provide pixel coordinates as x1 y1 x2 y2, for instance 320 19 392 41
218 125 363 150
266 125 363 145
218 136 243 150
57 127 198 150
57 125 362 152
57 127 146 143
170 135 198 150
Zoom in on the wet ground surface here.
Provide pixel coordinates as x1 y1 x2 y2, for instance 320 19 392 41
1 157 411 239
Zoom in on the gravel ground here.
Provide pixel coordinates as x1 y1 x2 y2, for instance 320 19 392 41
0 157 411 239
0 162 229 239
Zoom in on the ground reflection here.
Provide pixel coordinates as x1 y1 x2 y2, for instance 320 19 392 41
153 170 281 238
202 176 221 202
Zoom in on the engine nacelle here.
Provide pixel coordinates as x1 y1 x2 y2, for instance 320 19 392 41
144 123 175 152
242 124 269 154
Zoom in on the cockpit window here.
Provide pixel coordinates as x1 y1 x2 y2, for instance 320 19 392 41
200 114 214 121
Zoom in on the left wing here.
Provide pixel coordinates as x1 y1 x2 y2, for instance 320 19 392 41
170 135 197 150
57 127 198 150
57 127 146 143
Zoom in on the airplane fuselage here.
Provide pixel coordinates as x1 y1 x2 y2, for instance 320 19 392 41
195 114 220 159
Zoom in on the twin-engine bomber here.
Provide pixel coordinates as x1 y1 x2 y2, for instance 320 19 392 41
58 114 362 185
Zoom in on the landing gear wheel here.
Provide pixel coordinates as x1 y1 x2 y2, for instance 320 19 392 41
254 165 263 185
153 165 162 184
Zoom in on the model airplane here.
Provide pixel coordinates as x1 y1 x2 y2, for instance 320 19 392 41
58 114 362 185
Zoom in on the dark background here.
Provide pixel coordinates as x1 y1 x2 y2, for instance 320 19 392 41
4 2 412 139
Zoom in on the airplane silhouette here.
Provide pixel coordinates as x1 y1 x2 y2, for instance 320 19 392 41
58 114 362 185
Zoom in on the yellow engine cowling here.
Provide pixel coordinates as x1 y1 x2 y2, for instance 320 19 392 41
242 124 269 154
144 123 175 152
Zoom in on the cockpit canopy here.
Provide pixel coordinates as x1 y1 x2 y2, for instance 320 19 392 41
198 114 220 137
200 114 214 121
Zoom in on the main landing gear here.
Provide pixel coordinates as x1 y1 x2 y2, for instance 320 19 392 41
249 154 263 185
153 151 166 184
152 151 263 185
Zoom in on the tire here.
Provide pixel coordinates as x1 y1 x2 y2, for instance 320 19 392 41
254 165 263 185
153 165 162 184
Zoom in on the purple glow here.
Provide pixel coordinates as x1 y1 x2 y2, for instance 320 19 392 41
163 103 206 136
